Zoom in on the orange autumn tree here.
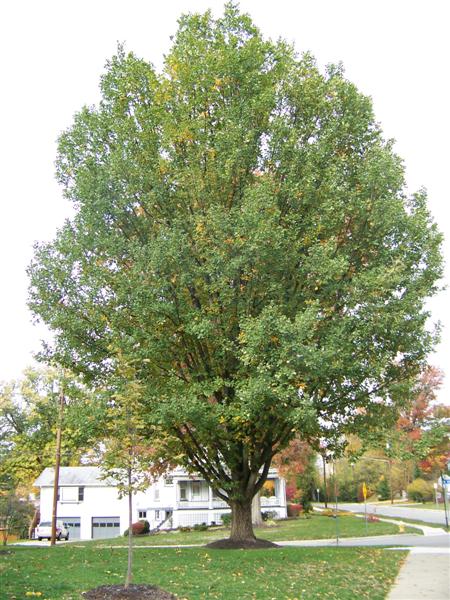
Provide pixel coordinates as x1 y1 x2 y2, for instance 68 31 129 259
273 438 317 508
365 366 449 494
397 367 449 476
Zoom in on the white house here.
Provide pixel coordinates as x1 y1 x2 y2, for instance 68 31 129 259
34 466 287 540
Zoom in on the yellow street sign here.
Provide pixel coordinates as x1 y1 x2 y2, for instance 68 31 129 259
362 482 367 500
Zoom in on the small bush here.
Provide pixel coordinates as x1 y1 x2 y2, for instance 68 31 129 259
193 522 208 531
262 510 278 522
301 496 313 514
138 519 150 534
179 526 191 533
407 478 434 503
123 519 150 536
287 503 302 517
221 513 232 527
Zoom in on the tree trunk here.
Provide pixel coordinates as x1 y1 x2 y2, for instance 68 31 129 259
230 500 256 542
125 470 132 588
51 389 64 546
29 510 40 540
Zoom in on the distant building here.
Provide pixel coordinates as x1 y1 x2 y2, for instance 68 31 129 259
34 466 287 540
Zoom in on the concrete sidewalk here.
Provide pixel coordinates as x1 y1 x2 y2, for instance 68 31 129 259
387 547 450 600
278 533 446 547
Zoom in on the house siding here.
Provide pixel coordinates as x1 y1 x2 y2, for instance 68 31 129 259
35 468 287 540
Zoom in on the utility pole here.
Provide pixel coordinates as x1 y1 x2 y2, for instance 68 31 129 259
333 459 339 545
440 471 449 530
386 443 394 504
388 457 394 504
322 453 328 508
50 384 65 546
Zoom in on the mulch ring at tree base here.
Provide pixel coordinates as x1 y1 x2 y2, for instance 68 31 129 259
82 584 176 600
205 538 279 549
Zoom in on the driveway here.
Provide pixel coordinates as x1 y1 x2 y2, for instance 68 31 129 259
332 502 449 526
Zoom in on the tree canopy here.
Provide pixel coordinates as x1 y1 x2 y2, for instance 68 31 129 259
28 4 443 542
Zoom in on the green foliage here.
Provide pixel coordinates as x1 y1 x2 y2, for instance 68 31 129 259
329 453 393 502
300 495 313 514
376 476 390 501
0 493 35 544
0 367 106 491
335 477 358 502
100 355 155 496
407 478 434 503
99 354 159 587
297 450 318 507
28 4 443 535
221 513 232 527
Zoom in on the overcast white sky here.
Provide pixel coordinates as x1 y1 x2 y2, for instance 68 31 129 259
1 0 448 403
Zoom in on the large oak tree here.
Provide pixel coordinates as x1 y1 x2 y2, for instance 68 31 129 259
28 5 442 543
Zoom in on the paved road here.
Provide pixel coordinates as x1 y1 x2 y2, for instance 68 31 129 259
331 502 449 526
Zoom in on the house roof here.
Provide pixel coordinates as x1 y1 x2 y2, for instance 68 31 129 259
34 466 116 487
34 465 283 488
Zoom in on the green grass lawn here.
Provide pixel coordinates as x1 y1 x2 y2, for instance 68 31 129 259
0 544 406 600
89 514 419 548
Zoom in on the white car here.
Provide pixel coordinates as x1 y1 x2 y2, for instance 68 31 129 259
35 520 70 541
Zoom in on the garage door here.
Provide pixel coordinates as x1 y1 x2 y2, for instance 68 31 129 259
62 517 81 540
92 517 120 540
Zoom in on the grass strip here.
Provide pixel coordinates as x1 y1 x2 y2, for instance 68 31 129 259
85 514 419 548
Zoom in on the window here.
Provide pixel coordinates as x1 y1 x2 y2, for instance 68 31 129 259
155 510 160 520
138 510 147 519
179 482 188 501
192 482 201 499
154 489 160 502
164 477 173 486
60 487 78 502
58 487 84 502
